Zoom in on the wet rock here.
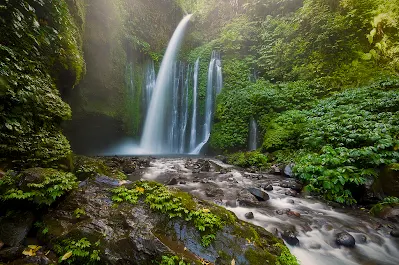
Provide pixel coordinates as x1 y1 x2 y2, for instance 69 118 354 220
167 178 178 185
122 162 137 174
287 199 295 204
247 188 270 201
196 159 211 172
192 168 201 174
215 155 228 163
205 187 224 198
285 189 298 197
281 230 299 246
179 181 186 185
276 209 291 215
248 166 257 173
95 175 130 186
290 183 303 192
263 184 273 191
12 254 53 265
336 232 356 248
390 230 399 238
270 165 281 175
237 189 259 207
0 246 24 261
287 211 301 218
41 175 290 264
0 211 34 247
225 200 237 208
0 240 3 250
283 163 295 178
355 234 367 244
219 168 228 174
138 157 151 167
185 159 195 169
245 212 254 219
371 204 399 223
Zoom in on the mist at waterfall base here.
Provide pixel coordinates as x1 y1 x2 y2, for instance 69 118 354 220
103 16 224 156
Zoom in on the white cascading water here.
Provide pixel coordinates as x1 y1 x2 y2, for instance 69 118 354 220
169 62 181 153
248 117 258 150
191 51 222 154
179 64 190 153
143 60 156 112
216 57 223 95
140 14 192 154
189 58 200 151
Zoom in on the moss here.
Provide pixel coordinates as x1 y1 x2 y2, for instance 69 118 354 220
245 247 277 265
172 190 197 211
73 156 127 181
275 243 299 265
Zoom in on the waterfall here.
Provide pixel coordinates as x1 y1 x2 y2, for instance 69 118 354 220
125 62 134 96
140 14 192 154
143 60 156 112
179 64 190 153
191 51 222 154
216 57 223 95
249 117 258 151
189 58 199 151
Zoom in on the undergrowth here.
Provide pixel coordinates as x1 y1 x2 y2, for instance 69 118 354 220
111 181 223 247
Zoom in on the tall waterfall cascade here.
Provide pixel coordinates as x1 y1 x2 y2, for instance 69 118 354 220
137 15 223 155
143 60 156 113
140 14 193 154
249 117 258 151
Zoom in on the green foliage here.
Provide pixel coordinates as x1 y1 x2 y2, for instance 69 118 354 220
275 243 299 265
34 221 49 235
210 80 322 151
54 237 100 265
0 0 85 168
0 168 78 205
228 151 268 169
73 208 86 219
293 85 399 204
157 255 190 265
112 182 223 247
262 110 307 152
74 156 127 181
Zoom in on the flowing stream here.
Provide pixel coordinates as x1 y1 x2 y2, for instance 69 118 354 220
130 158 399 265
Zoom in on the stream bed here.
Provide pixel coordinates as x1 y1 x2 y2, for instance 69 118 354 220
129 158 399 265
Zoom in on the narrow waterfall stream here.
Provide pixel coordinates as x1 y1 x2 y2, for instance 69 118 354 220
189 58 200 152
249 117 258 151
131 158 399 265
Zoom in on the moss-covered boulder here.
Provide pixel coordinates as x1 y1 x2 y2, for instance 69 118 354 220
40 176 298 265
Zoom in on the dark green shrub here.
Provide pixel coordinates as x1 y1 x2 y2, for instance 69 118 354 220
0 168 78 205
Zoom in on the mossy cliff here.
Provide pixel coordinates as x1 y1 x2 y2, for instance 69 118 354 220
68 0 182 138
0 0 85 168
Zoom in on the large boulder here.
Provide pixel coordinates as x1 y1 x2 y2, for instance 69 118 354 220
41 176 296 265
247 188 270 201
0 211 35 247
